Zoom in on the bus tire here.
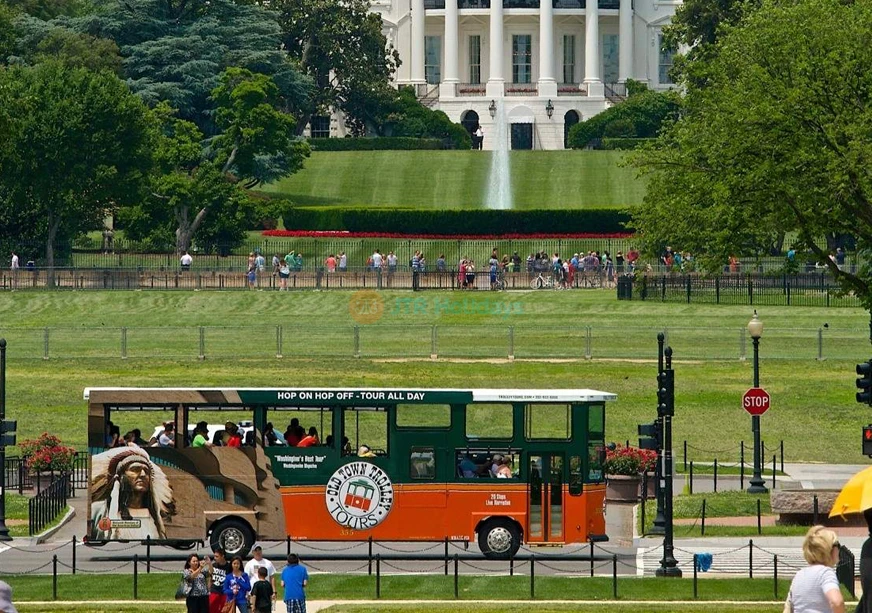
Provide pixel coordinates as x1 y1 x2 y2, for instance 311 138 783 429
169 541 198 551
209 519 254 558
478 518 521 560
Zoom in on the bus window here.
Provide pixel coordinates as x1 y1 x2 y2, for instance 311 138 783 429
588 444 605 482
410 448 436 479
465 404 512 439
344 408 388 456
569 455 583 495
187 408 256 447
524 404 571 440
588 404 605 436
270 409 333 448
396 404 450 428
104 410 173 449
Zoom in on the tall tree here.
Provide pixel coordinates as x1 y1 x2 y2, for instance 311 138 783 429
0 62 155 276
271 0 399 132
631 0 872 307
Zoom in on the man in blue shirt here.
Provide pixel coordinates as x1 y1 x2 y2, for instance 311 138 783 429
281 554 309 613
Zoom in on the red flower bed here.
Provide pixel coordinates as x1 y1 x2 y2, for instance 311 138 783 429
263 230 634 240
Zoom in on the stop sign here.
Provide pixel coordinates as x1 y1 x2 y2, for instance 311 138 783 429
743 388 771 416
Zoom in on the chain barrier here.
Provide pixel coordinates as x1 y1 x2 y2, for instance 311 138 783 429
381 560 446 573
0 559 55 575
685 442 740 455
376 542 444 553
0 541 72 553
289 541 366 552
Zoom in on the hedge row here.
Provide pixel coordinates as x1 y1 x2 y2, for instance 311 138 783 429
279 207 633 235
309 137 444 151
601 138 655 150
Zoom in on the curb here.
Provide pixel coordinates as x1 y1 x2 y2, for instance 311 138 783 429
33 504 76 545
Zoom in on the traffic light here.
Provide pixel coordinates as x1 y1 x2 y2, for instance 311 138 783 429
657 369 674 416
638 421 661 451
857 361 872 405
864 425 872 457
0 420 16 447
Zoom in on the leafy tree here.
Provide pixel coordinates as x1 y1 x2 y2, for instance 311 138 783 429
14 25 123 72
631 0 872 307
0 62 154 276
271 0 399 132
0 5 16 62
568 85 681 148
7 0 92 20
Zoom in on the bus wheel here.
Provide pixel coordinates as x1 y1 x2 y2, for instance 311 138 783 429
478 518 521 560
210 519 254 558
169 541 198 551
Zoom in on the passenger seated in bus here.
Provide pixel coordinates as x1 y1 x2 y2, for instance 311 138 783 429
191 422 211 448
263 422 281 446
489 454 503 477
495 457 514 479
226 422 243 447
325 435 334 448
358 445 376 458
341 437 352 455
459 454 477 478
284 419 301 446
212 429 226 446
297 427 319 448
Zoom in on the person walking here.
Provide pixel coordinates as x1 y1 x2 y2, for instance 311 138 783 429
183 554 211 613
249 567 274 613
224 556 252 613
208 548 232 613
783 526 845 613
280 554 309 613
244 546 277 595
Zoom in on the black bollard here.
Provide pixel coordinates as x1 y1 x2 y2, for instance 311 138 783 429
52 554 58 600
693 554 698 599
72 535 76 575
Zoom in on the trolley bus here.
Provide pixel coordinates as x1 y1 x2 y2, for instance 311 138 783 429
85 387 614 558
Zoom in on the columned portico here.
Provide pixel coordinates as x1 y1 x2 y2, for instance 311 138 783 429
411 0 426 84
537 0 557 97
486 0 505 97
618 0 633 82
440 0 460 97
584 0 603 96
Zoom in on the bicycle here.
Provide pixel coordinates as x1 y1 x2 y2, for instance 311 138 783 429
492 270 506 291
530 273 558 290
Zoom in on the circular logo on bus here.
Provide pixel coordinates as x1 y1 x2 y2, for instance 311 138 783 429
348 290 384 324
325 462 394 530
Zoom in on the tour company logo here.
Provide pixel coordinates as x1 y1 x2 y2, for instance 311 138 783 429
348 290 385 324
325 462 394 530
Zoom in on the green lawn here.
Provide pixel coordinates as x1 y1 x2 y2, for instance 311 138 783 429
1 574 795 602
0 291 869 462
258 151 646 209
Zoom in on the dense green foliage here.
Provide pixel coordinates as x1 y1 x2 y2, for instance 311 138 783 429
568 84 681 149
309 137 443 151
280 207 632 234
377 87 471 149
601 138 654 151
631 0 872 308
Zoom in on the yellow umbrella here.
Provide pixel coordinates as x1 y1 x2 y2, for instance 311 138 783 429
829 465 872 519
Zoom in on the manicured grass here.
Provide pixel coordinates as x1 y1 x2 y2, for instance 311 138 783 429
0 574 794 602
323 607 787 613
4 492 69 537
258 151 646 209
0 291 868 462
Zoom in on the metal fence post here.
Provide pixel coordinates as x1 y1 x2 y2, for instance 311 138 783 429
453 554 459 599
198 326 205 360
444 537 449 576
507 326 514 360
375 554 381 599
701 499 706 536
367 536 372 575
585 326 592 359
612 555 618 599
353 325 360 358
43 327 50 360
276 325 283 359
133 554 139 600
817 327 824 361
72 535 76 575
774 555 779 598
52 554 58 600
146 535 151 573
740 442 745 490
432 326 438 360
757 498 762 535
713 459 718 493
693 554 698 599
121 327 127 359
689 461 693 495
530 554 535 599
590 541 595 577
749 540 754 579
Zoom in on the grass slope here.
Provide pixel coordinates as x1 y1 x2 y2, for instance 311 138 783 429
259 151 646 209
0 291 869 462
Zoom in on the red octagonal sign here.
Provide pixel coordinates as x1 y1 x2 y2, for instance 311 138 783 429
743 388 771 416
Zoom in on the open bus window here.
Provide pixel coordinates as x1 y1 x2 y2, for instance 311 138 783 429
410 448 435 479
457 449 517 478
569 455 583 495
103 410 173 449
465 404 512 439
344 408 388 456
186 408 256 447
525 404 571 440
268 408 333 448
396 404 450 428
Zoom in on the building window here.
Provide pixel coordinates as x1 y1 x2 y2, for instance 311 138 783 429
512 34 532 84
468 35 481 84
310 116 330 139
658 32 675 85
602 33 618 83
425 35 442 84
562 35 575 83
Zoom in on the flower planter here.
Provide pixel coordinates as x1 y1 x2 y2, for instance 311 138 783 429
606 474 642 502
33 471 72 496
643 471 657 499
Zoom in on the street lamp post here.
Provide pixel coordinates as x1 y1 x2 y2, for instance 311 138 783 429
747 312 768 494
0 339 10 540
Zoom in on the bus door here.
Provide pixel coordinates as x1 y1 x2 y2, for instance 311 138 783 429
527 453 564 543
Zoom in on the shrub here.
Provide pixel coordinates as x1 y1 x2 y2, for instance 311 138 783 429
309 137 444 151
602 119 636 138
568 89 681 149
603 445 657 476
21 433 77 473
601 138 655 150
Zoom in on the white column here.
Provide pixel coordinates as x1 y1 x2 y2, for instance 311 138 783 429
486 0 504 97
411 0 426 84
440 0 459 97
618 0 633 82
584 0 602 96
537 0 557 97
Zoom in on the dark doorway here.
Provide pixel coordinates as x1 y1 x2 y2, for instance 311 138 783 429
511 123 533 150
461 110 480 135
564 110 580 148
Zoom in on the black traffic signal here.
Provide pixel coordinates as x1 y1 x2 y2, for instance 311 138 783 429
864 425 872 457
0 419 16 448
638 421 661 451
657 369 674 417
857 361 872 405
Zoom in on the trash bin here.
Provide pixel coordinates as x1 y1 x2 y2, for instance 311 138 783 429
617 275 633 300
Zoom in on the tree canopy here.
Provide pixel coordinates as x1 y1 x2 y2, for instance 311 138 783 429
631 0 872 306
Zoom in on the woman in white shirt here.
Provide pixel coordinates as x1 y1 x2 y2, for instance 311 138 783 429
784 526 845 613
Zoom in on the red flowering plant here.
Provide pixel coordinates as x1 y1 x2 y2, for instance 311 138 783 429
20 433 77 473
603 445 657 476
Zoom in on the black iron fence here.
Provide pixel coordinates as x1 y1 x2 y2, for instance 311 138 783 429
5 453 89 495
28 473 70 536
622 273 862 308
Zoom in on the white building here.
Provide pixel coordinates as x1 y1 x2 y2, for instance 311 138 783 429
352 0 680 150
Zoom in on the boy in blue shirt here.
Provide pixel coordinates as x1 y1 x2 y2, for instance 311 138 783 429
280 554 309 613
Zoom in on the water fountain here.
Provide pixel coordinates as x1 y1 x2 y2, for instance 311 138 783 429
485 100 512 210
